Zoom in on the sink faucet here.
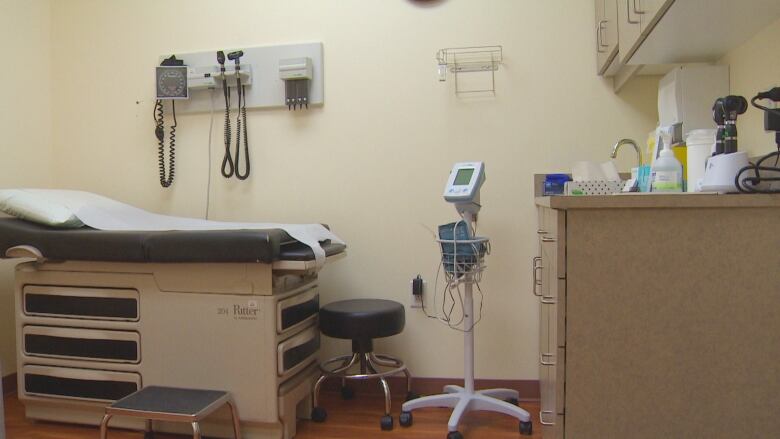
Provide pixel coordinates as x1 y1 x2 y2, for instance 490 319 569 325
610 138 642 169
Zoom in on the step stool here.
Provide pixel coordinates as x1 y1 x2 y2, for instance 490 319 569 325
99 386 242 439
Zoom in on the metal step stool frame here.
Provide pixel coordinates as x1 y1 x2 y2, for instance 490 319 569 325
99 386 242 439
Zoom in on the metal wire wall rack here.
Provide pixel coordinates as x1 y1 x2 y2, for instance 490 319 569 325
436 45 503 95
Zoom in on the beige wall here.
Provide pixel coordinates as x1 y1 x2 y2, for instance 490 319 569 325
2 0 661 380
0 0 53 377
720 17 780 157
46 0 660 380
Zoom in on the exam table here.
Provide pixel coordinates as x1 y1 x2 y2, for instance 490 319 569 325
0 217 345 439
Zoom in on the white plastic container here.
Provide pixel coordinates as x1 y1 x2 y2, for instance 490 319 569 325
686 129 716 192
651 134 684 192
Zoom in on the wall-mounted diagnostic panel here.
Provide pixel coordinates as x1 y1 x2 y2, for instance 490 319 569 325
164 42 324 114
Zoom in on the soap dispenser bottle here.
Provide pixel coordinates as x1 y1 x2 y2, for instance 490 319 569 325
651 133 684 192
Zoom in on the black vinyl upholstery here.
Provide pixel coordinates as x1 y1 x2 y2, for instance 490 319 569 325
0 218 345 263
319 299 405 343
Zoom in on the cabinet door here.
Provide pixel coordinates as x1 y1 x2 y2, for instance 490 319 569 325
637 0 668 32
596 0 619 75
539 302 557 430
617 0 642 63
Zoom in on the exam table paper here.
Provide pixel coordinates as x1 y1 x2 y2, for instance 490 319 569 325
23 189 343 267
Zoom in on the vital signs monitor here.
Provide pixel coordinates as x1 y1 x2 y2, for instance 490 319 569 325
443 162 485 205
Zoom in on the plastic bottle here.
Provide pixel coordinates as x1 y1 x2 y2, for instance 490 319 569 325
651 133 684 192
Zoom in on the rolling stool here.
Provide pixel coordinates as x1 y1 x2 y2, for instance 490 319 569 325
311 299 415 431
99 386 242 439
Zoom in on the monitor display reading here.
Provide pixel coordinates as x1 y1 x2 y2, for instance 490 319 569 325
453 168 474 186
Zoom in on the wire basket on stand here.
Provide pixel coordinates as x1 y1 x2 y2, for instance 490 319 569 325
437 222 490 282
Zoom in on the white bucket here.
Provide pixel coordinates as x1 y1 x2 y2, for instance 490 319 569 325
686 129 716 192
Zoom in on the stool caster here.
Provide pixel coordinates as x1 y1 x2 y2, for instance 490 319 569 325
311 406 327 423
519 420 533 435
505 397 519 405
405 391 419 402
380 414 394 431
399 410 413 427
340 385 355 400
446 431 464 439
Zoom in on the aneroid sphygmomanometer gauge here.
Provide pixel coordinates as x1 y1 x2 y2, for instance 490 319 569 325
155 66 188 99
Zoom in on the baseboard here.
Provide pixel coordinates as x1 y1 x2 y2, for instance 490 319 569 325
2 373 17 396
322 376 540 402
2 370 538 401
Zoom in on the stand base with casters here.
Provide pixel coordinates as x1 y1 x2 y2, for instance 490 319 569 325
311 351 411 431
401 385 532 436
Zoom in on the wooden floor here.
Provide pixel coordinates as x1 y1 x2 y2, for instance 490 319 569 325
3 392 542 439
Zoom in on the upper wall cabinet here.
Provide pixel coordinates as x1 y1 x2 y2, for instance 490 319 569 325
596 0 780 91
595 0 619 75
617 0 669 64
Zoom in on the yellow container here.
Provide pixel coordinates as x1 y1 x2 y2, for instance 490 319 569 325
673 143 688 189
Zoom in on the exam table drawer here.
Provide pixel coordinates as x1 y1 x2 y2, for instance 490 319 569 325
277 287 319 334
22 364 140 402
277 325 320 378
23 326 140 364
23 285 139 321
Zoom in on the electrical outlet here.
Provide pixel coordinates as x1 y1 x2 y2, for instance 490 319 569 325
410 279 426 309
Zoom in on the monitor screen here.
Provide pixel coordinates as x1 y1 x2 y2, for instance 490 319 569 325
453 168 474 185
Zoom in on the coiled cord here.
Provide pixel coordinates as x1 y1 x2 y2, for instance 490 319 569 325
234 84 250 180
220 74 234 178
154 99 176 188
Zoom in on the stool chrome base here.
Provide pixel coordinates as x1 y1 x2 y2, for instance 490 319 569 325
313 352 412 430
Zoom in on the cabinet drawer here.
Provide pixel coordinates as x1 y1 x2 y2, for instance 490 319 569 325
277 325 320 378
23 326 140 364
23 286 139 321
557 279 566 347
557 347 565 414
538 208 565 278
277 287 318 334
541 414 565 439
23 364 140 402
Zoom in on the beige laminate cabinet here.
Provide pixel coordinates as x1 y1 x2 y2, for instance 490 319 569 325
616 0 672 64
594 0 618 76
534 194 780 439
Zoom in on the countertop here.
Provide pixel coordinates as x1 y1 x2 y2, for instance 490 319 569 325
535 193 780 209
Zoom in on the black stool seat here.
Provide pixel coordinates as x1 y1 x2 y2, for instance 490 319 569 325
320 299 405 341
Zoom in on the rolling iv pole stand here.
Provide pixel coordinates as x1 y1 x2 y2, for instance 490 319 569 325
401 210 532 436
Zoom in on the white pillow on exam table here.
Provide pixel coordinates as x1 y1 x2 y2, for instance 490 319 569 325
0 189 84 228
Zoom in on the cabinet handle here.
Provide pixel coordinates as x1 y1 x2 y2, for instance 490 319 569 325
626 0 640 24
536 229 548 235
633 0 645 14
540 352 556 366
532 256 543 297
595 24 605 53
598 20 608 47
541 236 556 243
541 295 556 304
539 410 556 426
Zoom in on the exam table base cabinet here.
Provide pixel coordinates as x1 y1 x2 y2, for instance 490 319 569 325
15 261 322 439
534 203 780 439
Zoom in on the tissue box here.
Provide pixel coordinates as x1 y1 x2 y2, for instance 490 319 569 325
565 181 625 195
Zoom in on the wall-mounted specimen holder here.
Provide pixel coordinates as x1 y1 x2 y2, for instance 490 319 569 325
436 45 502 95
